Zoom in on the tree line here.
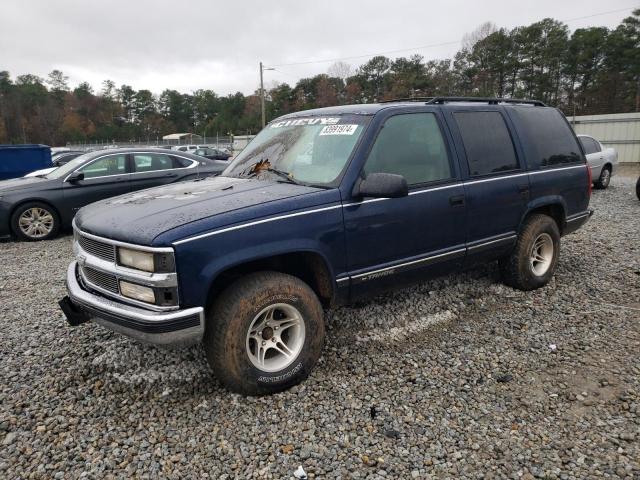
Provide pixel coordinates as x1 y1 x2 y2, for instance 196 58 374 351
0 10 638 146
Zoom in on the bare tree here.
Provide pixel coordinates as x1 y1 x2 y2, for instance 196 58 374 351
462 21 498 50
328 61 353 80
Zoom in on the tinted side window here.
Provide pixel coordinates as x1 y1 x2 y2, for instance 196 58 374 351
579 137 599 155
454 111 519 176
133 154 174 173
509 107 581 168
80 154 126 179
364 113 452 185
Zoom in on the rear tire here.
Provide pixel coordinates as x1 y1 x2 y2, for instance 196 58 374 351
10 202 60 241
636 176 640 201
204 271 325 395
500 214 560 291
594 165 611 189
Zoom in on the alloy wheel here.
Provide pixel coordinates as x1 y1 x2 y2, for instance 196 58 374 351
245 303 306 372
18 207 54 239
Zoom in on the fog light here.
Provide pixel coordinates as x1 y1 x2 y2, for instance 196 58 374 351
120 281 155 303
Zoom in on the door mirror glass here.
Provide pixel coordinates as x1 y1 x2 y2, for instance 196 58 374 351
354 172 408 198
66 171 85 183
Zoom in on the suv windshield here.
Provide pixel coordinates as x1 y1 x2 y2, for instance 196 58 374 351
223 115 371 186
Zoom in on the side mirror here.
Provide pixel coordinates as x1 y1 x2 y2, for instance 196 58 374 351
67 171 85 183
353 172 408 199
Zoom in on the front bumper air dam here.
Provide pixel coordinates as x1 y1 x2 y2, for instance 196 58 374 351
61 261 204 346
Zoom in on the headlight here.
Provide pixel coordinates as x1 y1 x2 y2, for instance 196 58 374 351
120 280 155 303
118 248 155 272
117 247 176 273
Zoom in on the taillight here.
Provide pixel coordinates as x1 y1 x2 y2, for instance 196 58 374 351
586 164 592 197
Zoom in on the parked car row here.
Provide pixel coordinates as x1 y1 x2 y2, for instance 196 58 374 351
0 149 227 240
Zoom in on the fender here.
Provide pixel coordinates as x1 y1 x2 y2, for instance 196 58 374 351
176 239 340 308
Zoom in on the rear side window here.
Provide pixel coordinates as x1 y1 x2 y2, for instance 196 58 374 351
509 107 582 169
579 136 600 155
133 154 176 172
453 111 519 176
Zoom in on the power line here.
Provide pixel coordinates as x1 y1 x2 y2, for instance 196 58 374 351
270 40 460 68
268 5 637 68
561 5 637 23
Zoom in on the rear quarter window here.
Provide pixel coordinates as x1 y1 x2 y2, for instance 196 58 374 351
509 107 582 169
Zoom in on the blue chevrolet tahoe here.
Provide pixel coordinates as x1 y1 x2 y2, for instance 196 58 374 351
60 97 593 395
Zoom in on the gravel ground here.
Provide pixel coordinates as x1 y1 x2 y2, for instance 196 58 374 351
1 174 639 479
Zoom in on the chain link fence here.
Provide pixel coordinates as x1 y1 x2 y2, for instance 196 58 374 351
65 136 237 152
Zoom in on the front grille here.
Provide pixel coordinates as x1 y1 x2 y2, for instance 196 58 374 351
78 234 116 262
82 266 120 294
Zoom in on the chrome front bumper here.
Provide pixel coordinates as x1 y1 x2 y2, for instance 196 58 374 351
62 261 204 346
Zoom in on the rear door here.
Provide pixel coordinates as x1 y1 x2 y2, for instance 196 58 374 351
62 153 131 213
446 109 528 262
128 152 194 192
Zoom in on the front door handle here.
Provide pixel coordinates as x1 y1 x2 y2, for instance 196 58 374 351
449 194 465 207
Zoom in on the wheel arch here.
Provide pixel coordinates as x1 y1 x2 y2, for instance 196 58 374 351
519 198 567 235
204 250 337 311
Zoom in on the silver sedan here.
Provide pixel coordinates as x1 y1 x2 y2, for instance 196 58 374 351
577 134 618 189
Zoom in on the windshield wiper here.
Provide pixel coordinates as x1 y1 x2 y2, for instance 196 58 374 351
264 167 301 185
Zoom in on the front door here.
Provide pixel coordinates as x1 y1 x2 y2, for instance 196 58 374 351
63 153 131 214
343 111 467 297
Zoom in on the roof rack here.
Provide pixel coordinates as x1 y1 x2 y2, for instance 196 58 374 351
380 97 434 103
427 96 547 107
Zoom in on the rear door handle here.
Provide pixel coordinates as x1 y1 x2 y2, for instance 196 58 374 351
449 194 465 207
517 184 529 194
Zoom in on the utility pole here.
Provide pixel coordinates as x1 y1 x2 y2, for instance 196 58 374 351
260 62 275 128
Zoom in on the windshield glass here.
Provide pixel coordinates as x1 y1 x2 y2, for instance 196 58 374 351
223 115 371 186
45 152 97 179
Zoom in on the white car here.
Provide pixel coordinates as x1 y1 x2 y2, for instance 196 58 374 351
577 135 618 189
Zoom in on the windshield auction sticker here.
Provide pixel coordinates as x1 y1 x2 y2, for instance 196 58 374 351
319 124 358 136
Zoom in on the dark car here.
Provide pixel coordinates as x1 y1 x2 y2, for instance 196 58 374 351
193 147 232 161
0 148 227 241
52 151 84 166
61 98 592 395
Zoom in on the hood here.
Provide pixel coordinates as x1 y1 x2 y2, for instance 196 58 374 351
75 176 323 245
0 176 54 193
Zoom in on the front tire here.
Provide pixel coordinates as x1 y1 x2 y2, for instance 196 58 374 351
204 271 325 395
500 214 560 291
10 202 60 241
594 165 611 189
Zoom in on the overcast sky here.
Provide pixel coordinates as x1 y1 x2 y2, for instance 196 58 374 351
1 1 636 96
